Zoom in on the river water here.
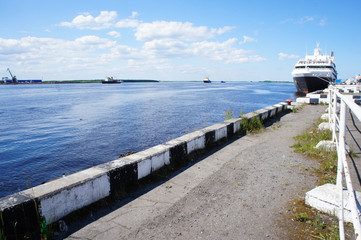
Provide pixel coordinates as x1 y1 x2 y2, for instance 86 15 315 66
0 81 297 198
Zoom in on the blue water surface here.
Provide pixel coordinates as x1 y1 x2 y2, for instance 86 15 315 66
0 82 297 197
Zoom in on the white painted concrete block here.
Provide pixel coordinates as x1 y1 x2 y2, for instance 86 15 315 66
306 93 320 99
164 150 170 165
39 174 110 224
243 112 256 119
234 120 241 133
256 109 269 121
107 158 129 169
137 159 151 180
321 113 329 121
151 153 166 172
278 102 288 111
265 106 276 117
273 104 283 113
215 126 227 141
318 122 333 131
296 97 310 104
319 98 329 104
315 140 336 151
305 184 361 223
187 135 205 154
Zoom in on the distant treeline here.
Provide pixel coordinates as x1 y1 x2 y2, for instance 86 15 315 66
43 80 102 84
259 80 293 84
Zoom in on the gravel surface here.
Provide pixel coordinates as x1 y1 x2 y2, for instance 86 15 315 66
67 104 326 240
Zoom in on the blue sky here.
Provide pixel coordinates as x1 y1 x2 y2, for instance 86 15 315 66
1 0 360 81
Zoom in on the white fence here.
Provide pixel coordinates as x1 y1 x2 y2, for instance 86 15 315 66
328 85 361 240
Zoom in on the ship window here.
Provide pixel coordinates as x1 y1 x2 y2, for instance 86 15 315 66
308 66 333 69
295 66 305 69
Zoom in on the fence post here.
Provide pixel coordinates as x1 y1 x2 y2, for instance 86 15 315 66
332 88 338 142
328 87 332 125
337 99 347 239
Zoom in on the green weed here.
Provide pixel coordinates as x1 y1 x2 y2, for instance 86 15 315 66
291 126 337 185
295 212 310 222
241 116 264 133
225 109 234 120
287 200 346 240
291 103 306 113
286 118 354 239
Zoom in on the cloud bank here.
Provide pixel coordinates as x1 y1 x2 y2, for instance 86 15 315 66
1 11 265 80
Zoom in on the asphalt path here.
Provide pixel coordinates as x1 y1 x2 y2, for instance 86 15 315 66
65 104 326 240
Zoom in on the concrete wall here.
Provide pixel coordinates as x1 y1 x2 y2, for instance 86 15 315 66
296 91 361 105
0 102 289 236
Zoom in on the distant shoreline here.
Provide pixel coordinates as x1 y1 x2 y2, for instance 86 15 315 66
0 79 160 84
0 79 293 84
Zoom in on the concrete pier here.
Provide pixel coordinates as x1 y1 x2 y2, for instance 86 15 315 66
0 102 289 238
63 104 326 239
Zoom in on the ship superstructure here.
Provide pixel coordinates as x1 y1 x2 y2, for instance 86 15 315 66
292 44 337 92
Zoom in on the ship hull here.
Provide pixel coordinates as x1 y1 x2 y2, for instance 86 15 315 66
102 80 122 84
293 76 332 93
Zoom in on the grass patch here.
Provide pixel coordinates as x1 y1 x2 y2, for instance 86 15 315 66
290 120 338 185
291 103 306 113
240 115 264 133
282 200 349 240
287 118 354 238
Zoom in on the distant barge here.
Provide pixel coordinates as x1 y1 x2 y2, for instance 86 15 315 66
1 78 42 84
203 77 211 83
102 77 122 84
1 68 42 84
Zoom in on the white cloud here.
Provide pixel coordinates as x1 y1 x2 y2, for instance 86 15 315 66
142 39 188 58
0 34 266 80
319 18 327 26
130 11 139 18
240 36 258 44
59 11 140 30
108 31 121 38
278 52 300 61
59 11 117 30
115 18 140 28
142 37 266 64
213 26 235 34
0 36 120 74
281 16 313 24
135 21 233 42
298 16 314 24
3 12 266 80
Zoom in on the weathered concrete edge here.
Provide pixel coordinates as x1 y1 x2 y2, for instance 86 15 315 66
0 102 289 234
305 183 361 223
296 90 361 106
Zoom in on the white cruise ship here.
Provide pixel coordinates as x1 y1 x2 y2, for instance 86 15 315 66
292 44 337 93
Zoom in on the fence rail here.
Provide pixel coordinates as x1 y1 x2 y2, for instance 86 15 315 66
328 85 361 240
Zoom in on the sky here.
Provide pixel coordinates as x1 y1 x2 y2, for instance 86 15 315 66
1 0 360 81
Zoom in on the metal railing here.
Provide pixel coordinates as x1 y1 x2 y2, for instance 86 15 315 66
328 85 361 239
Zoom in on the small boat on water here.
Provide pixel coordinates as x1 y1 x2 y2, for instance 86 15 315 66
221 81 226 83
102 77 122 84
203 77 211 83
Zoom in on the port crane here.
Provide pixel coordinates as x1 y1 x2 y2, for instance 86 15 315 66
7 68 17 83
